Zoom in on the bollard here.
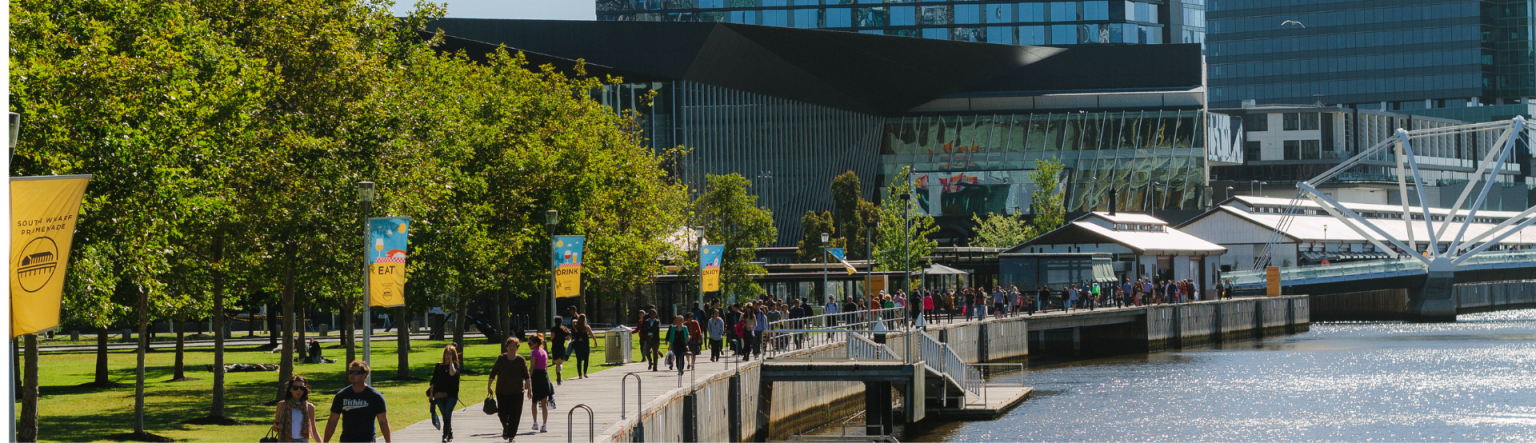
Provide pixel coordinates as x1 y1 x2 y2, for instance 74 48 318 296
69 331 80 341
319 324 329 337
122 329 132 340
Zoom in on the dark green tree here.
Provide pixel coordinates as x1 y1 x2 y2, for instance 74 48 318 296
796 211 847 263
698 174 777 299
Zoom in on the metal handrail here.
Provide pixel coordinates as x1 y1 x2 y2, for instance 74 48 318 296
966 363 1027 408
568 404 594 443
621 372 641 419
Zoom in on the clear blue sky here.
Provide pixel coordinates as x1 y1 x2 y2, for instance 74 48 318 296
390 0 595 20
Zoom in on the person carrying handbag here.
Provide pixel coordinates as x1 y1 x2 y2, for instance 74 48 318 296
487 337 530 442
271 375 321 443
428 344 462 442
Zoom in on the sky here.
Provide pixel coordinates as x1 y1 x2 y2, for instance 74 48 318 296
390 0 595 20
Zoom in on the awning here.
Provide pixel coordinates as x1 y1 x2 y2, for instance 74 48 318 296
917 264 970 275
1092 260 1118 284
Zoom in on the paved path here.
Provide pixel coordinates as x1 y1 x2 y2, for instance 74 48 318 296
395 357 748 443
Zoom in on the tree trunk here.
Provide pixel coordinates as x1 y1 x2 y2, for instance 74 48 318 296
276 243 298 402
212 228 226 417
296 296 307 360
395 305 409 379
498 291 509 346
342 295 355 365
267 302 278 347
173 318 186 380
453 293 468 354
247 305 255 337
134 285 149 434
19 334 38 442
95 328 109 385
535 283 547 334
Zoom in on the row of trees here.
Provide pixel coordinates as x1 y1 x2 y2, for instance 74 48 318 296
10 0 711 439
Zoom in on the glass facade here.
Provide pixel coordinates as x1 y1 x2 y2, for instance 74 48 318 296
1207 0 1536 113
879 110 1210 216
597 0 1196 46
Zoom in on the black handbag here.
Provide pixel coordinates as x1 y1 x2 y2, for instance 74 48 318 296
259 430 279 443
483 396 498 415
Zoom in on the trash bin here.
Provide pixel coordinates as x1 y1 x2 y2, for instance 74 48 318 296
605 326 632 366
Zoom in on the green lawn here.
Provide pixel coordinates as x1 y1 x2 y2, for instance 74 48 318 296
20 333 648 442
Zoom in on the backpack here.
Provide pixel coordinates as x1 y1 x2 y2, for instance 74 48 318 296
734 320 746 338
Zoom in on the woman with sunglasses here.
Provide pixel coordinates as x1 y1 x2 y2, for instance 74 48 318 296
272 375 321 443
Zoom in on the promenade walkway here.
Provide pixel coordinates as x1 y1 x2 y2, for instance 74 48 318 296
395 357 744 443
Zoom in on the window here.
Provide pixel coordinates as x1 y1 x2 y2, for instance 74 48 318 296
1245 141 1262 161
1302 140 1321 159
1051 2 1077 22
1084 1 1108 20
954 4 981 24
826 8 852 27
1020 25 1047 44
1284 140 1300 160
1245 113 1267 131
1018 2 1045 22
1052 24 1077 44
987 26 1014 44
1300 113 1320 131
890 6 914 26
1283 113 1300 131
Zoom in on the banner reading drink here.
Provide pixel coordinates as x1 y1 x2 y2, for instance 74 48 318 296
700 245 724 292
11 175 91 337
368 217 410 308
554 235 584 298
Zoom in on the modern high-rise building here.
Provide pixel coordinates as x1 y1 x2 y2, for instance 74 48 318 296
1206 0 1536 115
430 19 1227 246
595 0 1206 47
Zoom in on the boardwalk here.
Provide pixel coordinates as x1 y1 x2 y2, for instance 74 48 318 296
395 357 747 443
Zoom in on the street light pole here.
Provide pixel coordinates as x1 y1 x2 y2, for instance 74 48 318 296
358 181 374 383
899 193 911 293
696 225 705 314
546 210 559 334
866 221 878 301
821 232 830 306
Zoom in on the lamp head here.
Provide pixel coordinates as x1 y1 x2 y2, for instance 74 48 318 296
821 232 829 243
546 209 559 226
899 193 910 201
358 181 375 202
9 112 20 150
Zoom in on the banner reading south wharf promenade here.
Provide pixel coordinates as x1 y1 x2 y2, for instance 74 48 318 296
554 235 585 297
10 175 91 337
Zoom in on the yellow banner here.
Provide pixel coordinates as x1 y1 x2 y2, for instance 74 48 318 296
11 176 91 338
702 268 720 292
555 265 581 298
369 263 406 308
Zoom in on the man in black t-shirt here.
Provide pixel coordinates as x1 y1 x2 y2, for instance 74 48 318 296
324 361 391 443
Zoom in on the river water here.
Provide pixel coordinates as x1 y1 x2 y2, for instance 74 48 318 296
908 309 1536 442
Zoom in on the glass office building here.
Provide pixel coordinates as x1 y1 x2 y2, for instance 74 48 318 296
431 19 1222 245
596 0 1204 47
1207 0 1536 113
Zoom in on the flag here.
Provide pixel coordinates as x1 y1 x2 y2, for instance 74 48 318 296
11 175 91 337
700 245 724 292
554 235 585 298
367 217 410 308
827 248 856 275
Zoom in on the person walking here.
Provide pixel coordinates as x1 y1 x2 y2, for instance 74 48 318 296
427 345 462 442
525 335 554 433
684 314 702 369
487 337 529 442
569 315 595 380
323 361 391 443
549 317 569 385
667 315 690 374
753 304 768 359
642 311 662 371
271 375 320 443
708 309 725 362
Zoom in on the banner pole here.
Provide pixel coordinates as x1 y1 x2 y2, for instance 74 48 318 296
359 182 373 384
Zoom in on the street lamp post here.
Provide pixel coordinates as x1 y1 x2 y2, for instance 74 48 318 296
1226 186 1235 202
866 221 878 302
899 193 911 294
696 225 705 316
546 210 559 333
821 232 830 306
1146 181 1161 210
358 181 375 383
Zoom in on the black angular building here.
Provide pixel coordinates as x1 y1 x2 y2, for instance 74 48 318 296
431 19 1229 246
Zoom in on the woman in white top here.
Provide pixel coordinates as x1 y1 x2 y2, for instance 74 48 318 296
272 375 321 443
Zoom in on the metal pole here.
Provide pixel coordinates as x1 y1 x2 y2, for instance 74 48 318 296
359 181 373 384
697 227 704 318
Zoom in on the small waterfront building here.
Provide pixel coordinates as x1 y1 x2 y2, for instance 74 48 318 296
1000 212 1227 291
1177 196 1536 272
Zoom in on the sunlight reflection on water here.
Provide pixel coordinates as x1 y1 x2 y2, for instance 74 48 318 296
908 309 1536 442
